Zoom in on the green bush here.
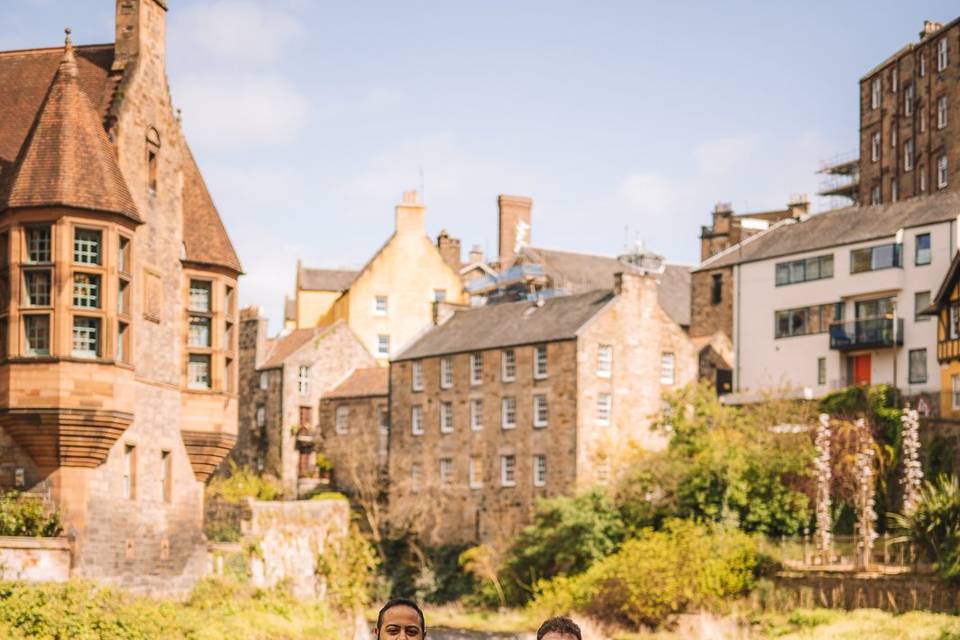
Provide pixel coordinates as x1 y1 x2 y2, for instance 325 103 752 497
531 519 757 629
890 474 960 580
0 491 62 537
316 524 378 611
206 461 283 502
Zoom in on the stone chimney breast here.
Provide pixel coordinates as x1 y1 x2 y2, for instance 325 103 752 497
395 190 425 236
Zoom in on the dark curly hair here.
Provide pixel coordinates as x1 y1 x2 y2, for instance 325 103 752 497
376 598 426 637
537 616 581 639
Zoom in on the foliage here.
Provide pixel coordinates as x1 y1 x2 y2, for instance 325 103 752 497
316 524 378 611
206 460 283 503
379 536 477 604
315 453 334 472
459 545 507 609
0 491 62 537
531 519 758 629
889 474 960 580
503 489 625 602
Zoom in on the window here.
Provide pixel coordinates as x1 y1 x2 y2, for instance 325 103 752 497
817 357 826 385
433 289 447 303
411 406 423 435
904 139 914 172
500 455 516 487
938 38 949 71
72 316 100 358
850 243 902 273
921 107 927 133
470 353 483 385
160 450 171 503
123 444 136 500
72 273 100 308
871 77 881 109
256 405 265 428
660 352 675 385
411 361 423 391
501 349 516 381
915 291 931 322
871 184 881 205
298 366 310 395
916 234 932 266
938 155 949 189
377 334 390 358
871 132 880 161
891 178 899 202
949 304 959 340
775 255 834 286
921 166 928 192
26 227 51 263
223 322 233 350
117 321 128 362
533 455 547 487
891 128 897 149
938 95 948 129
188 316 211 347
954 375 960 410
411 463 422 493
440 401 454 433
259 372 268 390
24 315 49 356
774 302 843 339
24 270 51 306
904 84 914 115
374 295 388 315
533 394 548 427
597 393 612 426
439 458 453 486
470 399 483 431
440 356 453 388
501 397 516 429
469 456 483 489
920 52 927 77
187 353 211 389
300 406 313 431
597 344 613 378
909 349 927 384
146 129 159 194
73 229 101 265
188 280 211 312
335 406 349 434
533 345 548 379
118 279 129 314
118 236 130 273
711 273 722 305
892 67 898 92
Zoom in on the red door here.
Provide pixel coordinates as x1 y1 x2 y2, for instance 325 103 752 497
852 354 872 385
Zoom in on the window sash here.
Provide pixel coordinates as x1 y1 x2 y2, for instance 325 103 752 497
469 457 482 488
915 291 932 321
24 315 49 356
439 459 453 485
502 397 516 428
24 270 51 306
187 354 211 389
597 393 612 425
533 455 546 487
26 228 51 263
411 406 423 435
72 273 101 308
440 357 453 387
412 361 424 391
470 353 483 385
375 296 388 314
597 345 613 377
660 352 675 385
335 407 349 434
470 399 483 431
533 395 548 427
501 455 516 486
188 316 211 347
909 349 927 384
377 335 390 356
73 229 101 265
916 234 932 265
953 375 960 409
534 345 548 378
502 350 516 380
440 402 454 433
938 156 949 188
298 366 310 394
188 280 211 312
938 96 948 129
72 316 100 358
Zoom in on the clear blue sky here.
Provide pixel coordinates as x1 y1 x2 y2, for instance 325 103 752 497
3 1 957 331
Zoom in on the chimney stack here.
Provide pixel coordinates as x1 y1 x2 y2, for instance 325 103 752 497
114 0 168 70
497 194 533 267
920 20 943 40
395 190 425 236
436 230 462 272
469 245 484 264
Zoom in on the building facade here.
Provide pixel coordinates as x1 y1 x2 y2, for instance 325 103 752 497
859 19 960 206
388 271 696 545
929 252 960 419
0 0 241 593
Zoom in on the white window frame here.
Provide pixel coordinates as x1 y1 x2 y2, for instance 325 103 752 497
817 357 826 386
500 455 516 487
533 394 548 428
411 405 424 436
871 77 881 109
904 83 913 115
469 456 483 489
534 344 548 379
597 393 612 426
871 185 881 205
259 372 268 390
920 52 927 77
597 344 613 378
938 155 949 189
938 38 948 72
374 295 388 316
938 95 949 130
411 361 424 391
660 352 676 385
501 397 517 429
255 405 265 428
440 356 453 389
921 166 928 192
904 139 914 172
297 365 310 395
871 132 881 162
501 349 516 381
470 352 483 385
439 458 453 486
377 334 390 358
533 454 546 487
470 398 483 431
440 401 454 433
335 406 349 434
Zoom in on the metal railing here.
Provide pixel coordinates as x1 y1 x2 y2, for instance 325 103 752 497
829 317 904 351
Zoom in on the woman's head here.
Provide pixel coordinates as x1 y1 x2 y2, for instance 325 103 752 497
376 598 425 639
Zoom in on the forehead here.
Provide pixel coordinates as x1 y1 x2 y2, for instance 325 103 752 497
382 605 421 627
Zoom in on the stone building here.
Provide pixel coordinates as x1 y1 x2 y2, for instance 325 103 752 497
286 191 466 362
237 307 374 498
388 270 696 545
858 19 960 206
0 0 241 593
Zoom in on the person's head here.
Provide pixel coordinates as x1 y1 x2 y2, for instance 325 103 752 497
376 598 426 639
537 616 582 640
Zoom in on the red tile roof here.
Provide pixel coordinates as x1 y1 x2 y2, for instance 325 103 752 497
0 41 139 221
181 144 242 273
323 367 389 399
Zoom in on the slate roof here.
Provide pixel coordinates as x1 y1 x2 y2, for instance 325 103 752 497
323 367 389 399
0 42 140 222
518 246 691 327
299 265 360 291
695 191 960 272
396 289 614 361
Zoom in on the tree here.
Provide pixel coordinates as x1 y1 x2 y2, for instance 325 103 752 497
459 545 506 609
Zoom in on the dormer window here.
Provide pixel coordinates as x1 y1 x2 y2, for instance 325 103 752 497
146 128 160 195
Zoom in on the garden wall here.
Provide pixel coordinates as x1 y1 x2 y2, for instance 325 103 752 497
0 536 71 582
772 570 960 613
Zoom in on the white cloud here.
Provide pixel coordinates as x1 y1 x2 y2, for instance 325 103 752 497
169 1 302 64
693 135 761 178
175 74 311 149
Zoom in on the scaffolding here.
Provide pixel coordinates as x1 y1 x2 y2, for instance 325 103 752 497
817 149 860 207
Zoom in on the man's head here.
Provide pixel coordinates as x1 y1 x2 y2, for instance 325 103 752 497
376 598 426 639
537 616 582 640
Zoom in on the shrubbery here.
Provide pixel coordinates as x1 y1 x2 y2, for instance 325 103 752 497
0 491 61 537
206 461 283 503
890 474 960 581
531 519 758 629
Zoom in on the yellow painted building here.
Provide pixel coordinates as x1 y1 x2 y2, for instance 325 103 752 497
291 191 465 363
933 252 960 419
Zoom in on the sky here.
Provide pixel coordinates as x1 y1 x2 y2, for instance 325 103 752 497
2 1 957 332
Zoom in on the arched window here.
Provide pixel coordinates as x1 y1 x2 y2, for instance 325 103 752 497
146 128 160 194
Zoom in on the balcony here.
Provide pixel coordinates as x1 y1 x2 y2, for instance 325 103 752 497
829 317 904 351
